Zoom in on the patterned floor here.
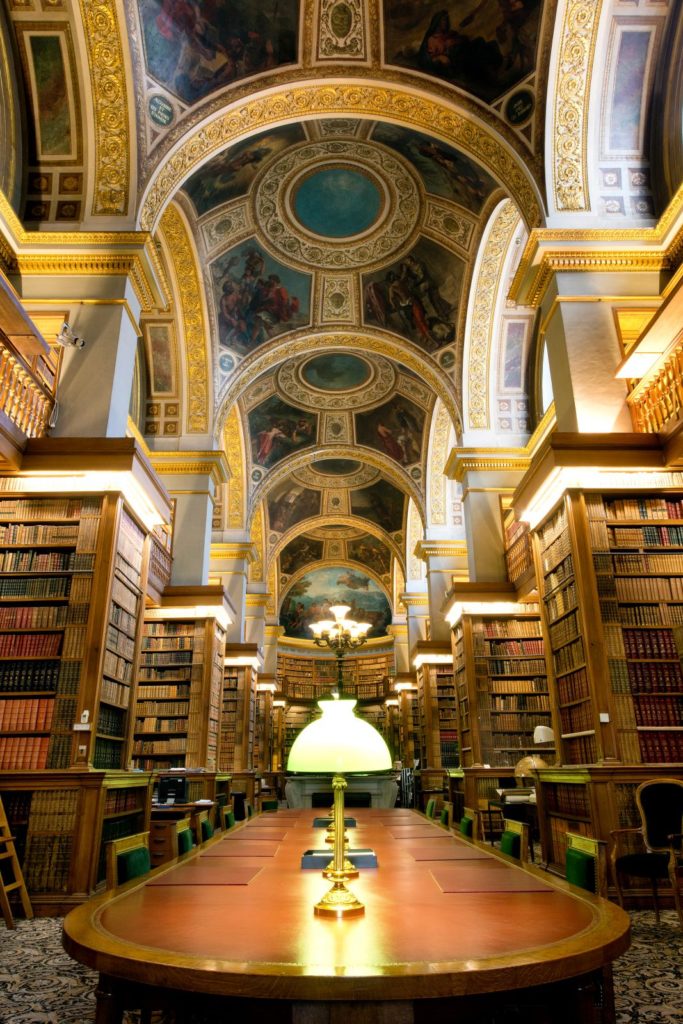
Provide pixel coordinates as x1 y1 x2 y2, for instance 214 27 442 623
0 910 681 1023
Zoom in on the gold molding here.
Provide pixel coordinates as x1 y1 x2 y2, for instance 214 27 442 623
467 200 519 429
150 450 229 488
78 0 130 216
250 504 264 582
11 253 157 312
414 540 468 560
511 250 671 309
139 83 542 232
210 542 258 561
429 401 452 526
223 405 245 529
245 593 269 608
552 0 602 212
446 447 530 482
159 204 209 433
399 593 429 608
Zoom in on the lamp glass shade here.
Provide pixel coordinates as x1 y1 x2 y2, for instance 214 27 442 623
287 698 392 774
329 604 351 622
533 725 555 744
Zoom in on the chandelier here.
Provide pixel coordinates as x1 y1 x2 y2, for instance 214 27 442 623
309 604 371 696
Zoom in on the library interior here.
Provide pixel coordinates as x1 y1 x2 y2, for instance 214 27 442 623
0 0 682 1021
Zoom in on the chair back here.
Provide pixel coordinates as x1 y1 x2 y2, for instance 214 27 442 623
425 798 437 819
636 779 683 852
195 810 214 845
565 832 607 897
106 832 151 889
219 805 236 831
176 817 194 855
500 818 529 863
459 806 478 841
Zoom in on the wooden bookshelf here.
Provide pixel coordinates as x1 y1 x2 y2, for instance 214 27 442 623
532 490 683 765
132 601 227 771
276 649 394 700
414 644 457 770
219 647 259 772
503 506 534 590
0 769 153 912
449 591 552 770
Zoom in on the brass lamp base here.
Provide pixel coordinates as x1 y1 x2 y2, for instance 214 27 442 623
315 773 364 916
314 876 365 917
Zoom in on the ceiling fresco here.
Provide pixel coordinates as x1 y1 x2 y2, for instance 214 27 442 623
384 0 543 104
279 565 392 640
138 0 299 104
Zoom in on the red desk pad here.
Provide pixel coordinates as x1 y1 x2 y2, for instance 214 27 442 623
389 828 451 839
224 829 288 841
202 841 280 857
408 843 490 861
431 865 554 893
148 864 262 886
248 819 298 828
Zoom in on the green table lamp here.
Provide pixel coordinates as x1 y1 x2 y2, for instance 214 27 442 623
287 694 391 917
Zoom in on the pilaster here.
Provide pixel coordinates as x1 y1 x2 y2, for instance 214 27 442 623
414 540 468 642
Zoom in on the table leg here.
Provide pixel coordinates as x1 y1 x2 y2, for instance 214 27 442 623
94 974 123 1024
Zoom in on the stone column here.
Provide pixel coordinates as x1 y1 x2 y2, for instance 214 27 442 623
208 535 258 644
152 451 230 589
414 540 468 642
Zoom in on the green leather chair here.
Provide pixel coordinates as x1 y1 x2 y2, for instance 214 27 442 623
459 806 478 841
499 818 529 863
565 832 607 897
425 798 437 819
106 832 151 888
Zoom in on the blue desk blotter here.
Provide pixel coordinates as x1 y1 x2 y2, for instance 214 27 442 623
301 848 378 869
312 817 356 828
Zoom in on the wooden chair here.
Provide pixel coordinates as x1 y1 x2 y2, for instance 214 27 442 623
219 805 236 831
459 806 479 841
565 832 608 898
176 816 194 856
261 798 279 812
105 832 151 889
194 810 215 845
0 795 33 928
439 801 453 829
499 818 529 863
425 798 437 820
610 778 683 924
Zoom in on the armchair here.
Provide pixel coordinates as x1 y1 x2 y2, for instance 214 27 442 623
610 778 683 924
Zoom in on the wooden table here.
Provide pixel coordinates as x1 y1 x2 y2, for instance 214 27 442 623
62 808 630 1024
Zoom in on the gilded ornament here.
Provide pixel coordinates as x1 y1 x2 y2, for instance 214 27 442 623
201 202 250 255
159 204 209 432
79 0 130 216
553 0 602 212
407 499 425 582
223 406 245 528
139 85 541 232
250 505 264 581
467 201 520 429
429 401 452 526
425 200 474 252
277 351 396 410
321 275 355 323
318 0 366 60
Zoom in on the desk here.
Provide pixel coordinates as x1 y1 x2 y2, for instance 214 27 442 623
149 802 215 865
63 808 630 1024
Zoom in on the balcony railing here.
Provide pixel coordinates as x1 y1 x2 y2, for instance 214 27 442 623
0 330 56 440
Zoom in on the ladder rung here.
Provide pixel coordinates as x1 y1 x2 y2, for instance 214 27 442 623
3 880 22 893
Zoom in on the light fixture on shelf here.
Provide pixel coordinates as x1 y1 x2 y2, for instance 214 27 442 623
309 604 371 696
287 694 391 917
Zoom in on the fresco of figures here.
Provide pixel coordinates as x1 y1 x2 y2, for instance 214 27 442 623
348 535 392 576
279 566 392 639
267 482 320 533
371 123 497 212
350 480 405 534
384 1 543 104
279 536 324 577
355 397 425 467
139 0 299 104
363 238 463 352
211 242 310 356
249 396 317 469
183 125 305 215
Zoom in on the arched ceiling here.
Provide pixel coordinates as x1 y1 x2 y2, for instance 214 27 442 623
2 0 679 638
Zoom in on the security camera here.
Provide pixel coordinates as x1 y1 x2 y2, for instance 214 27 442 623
56 322 86 350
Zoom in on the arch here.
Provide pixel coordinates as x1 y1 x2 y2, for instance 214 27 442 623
265 515 406 578
216 329 461 443
138 82 544 233
246 444 426 529
279 558 392 612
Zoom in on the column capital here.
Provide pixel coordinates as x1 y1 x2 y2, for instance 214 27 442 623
150 450 230 489
414 539 467 562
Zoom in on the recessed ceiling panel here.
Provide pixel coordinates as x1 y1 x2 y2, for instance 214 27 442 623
293 167 384 238
279 565 392 638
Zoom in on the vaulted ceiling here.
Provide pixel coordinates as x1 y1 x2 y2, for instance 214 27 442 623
1 0 679 637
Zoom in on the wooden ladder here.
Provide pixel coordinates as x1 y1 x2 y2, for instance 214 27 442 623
0 794 33 928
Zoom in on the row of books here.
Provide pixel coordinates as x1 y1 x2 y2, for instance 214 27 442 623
627 659 683 690
0 522 80 544
136 700 188 715
474 638 544 656
0 550 95 572
132 738 186 754
25 788 78 832
0 576 71 598
111 576 138 616
0 659 61 690
23 834 73 892
106 623 136 661
541 529 572 573
542 783 590 817
146 620 196 636
0 496 101 520
608 524 683 546
548 609 580 649
559 701 593 734
0 734 49 768
587 495 683 521
633 695 683 726
609 552 683 573
485 712 551 730
93 737 124 769
140 650 194 666
543 553 575 595
142 635 195 651
557 666 590 704
504 532 534 584
480 618 541 638
622 628 679 659
110 602 137 637
551 636 585 676
137 683 191 698
562 733 597 763
639 730 683 762
97 704 125 738
476 677 548 694
103 788 145 816
135 717 187 733
103 649 133 685
487 694 550 711
482 658 547 676
0 631 62 657
0 604 70 629
614 576 683 600
545 582 577 624
601 600 683 626
114 556 142 591
0 696 54 732
100 677 131 707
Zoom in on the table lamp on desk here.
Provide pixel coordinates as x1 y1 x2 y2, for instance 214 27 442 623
514 726 556 782
287 694 391 918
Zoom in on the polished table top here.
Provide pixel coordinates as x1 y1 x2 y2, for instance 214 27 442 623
63 808 630 1002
